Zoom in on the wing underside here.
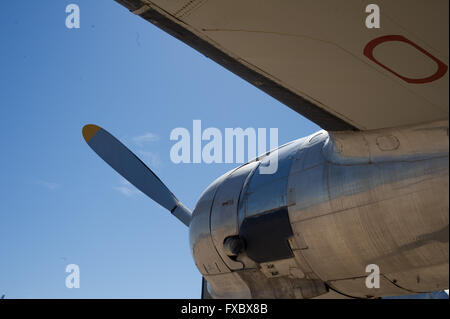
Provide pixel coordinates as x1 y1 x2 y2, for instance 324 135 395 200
116 0 449 131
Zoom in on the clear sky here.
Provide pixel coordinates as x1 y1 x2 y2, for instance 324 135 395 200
0 1 320 298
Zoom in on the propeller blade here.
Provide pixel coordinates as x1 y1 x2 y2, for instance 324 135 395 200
82 124 191 226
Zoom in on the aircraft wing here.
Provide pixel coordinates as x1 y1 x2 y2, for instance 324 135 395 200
116 0 449 131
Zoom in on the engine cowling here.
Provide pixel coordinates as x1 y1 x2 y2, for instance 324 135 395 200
189 120 449 298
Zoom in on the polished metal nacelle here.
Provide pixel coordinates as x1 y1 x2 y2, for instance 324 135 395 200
189 120 449 298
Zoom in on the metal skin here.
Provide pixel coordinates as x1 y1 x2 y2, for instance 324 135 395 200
189 120 449 298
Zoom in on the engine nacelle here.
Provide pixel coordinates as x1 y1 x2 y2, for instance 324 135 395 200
189 120 449 298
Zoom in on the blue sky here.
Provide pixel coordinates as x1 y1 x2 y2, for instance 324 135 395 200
0 1 319 298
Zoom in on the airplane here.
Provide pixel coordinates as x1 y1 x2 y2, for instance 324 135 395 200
82 0 449 298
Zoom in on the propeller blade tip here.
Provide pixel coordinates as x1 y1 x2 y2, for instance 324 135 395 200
82 124 101 143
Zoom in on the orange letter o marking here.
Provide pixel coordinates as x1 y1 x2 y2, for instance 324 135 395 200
364 35 448 84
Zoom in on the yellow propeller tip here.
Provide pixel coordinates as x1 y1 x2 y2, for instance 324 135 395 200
82 124 101 142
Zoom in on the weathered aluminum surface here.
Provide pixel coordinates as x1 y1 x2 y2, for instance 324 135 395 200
190 120 449 298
